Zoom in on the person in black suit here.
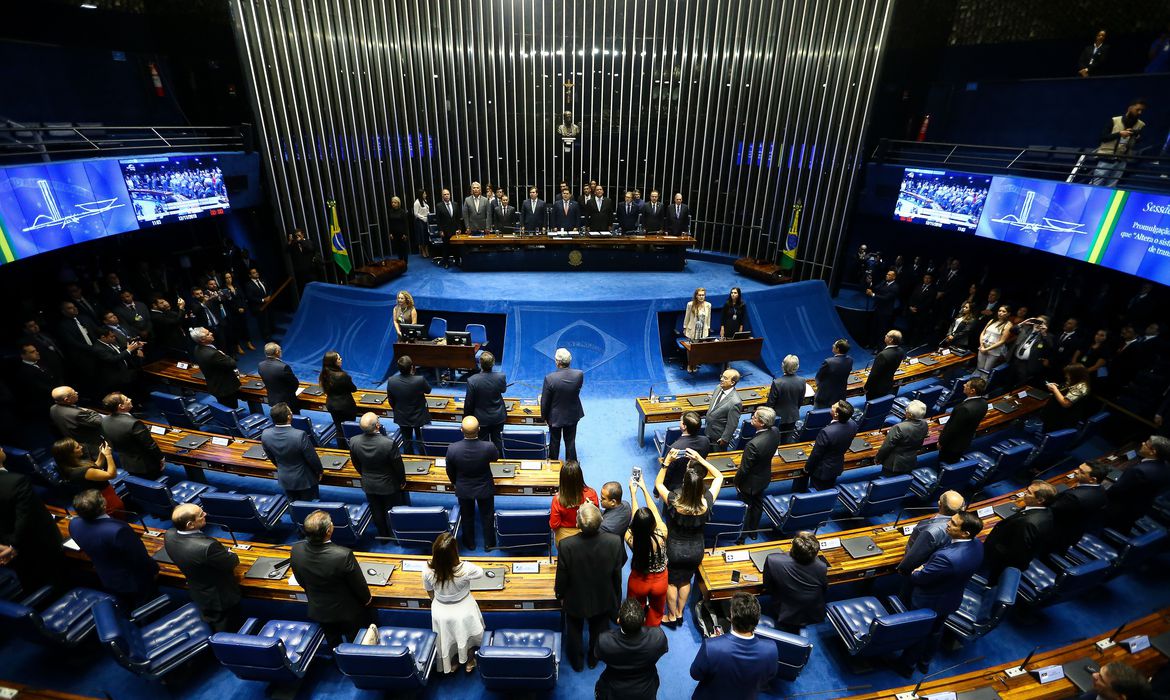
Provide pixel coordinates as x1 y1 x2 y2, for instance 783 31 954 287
386 355 432 454
1009 316 1055 387
0 447 65 591
551 189 582 230
1077 29 1110 77
434 188 463 267
904 272 937 344
258 342 300 413
520 186 547 232
191 327 240 408
1049 462 1108 553
664 193 691 235
735 407 781 543
1078 661 1151 700
100 393 163 478
616 191 641 233
813 339 854 409
555 502 627 671
1051 317 1088 383
64 283 102 326
763 531 828 633
641 190 665 233
114 290 152 340
865 330 906 400
92 326 143 396
320 350 358 449
876 399 928 475
243 267 275 340
287 229 321 293
662 411 711 492
68 489 158 607
937 377 989 463
15 343 58 408
290 510 374 647
445 416 500 551
56 301 100 386
260 403 323 501
493 194 519 233
50 386 104 459
982 480 1057 583
464 351 507 453
1103 436 1170 532
147 296 186 358
19 319 66 381
165 503 242 632
866 269 900 347
349 413 409 539
542 348 586 461
796 400 858 492
766 354 806 442
594 597 669 700
586 185 615 232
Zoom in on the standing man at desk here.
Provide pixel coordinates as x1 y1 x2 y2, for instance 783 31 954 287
445 416 499 551
191 327 241 409
552 189 581 231
865 330 906 400
704 369 743 451
617 191 641 233
258 342 300 414
736 407 781 542
386 356 432 454
813 339 853 409
464 351 507 452
587 185 615 232
766 354 806 443
665 193 691 235
521 186 546 232
260 402 323 502
101 393 163 479
866 269 900 348
435 189 462 268
463 182 490 233
290 510 373 647
641 190 665 233
495 194 519 233
795 400 857 492
166 503 242 632
541 348 584 461
349 412 409 539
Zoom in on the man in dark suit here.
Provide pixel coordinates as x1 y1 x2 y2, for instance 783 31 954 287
766 354 806 442
56 301 100 385
1078 661 1152 700
551 189 582 230
147 295 186 358
595 597 669 700
349 413 408 539
114 290 152 340
463 351 507 452
260 402 323 501
762 531 828 633
434 188 463 266
865 330 906 400
190 327 240 408
689 592 778 700
1049 462 1109 553
866 269 900 347
1103 435 1170 531
64 283 102 326
243 267 275 340
50 386 104 459
735 407 781 543
904 272 937 344
290 510 374 647
385 355 432 454
68 489 158 607
616 191 641 232
520 186 547 232
165 503 242 632
258 342 300 413
586 185 615 232
493 194 519 233
554 503 626 671
796 400 858 492
92 327 143 396
541 347 585 461
982 480 1057 583
1051 317 1088 382
0 447 65 591
813 339 853 409
15 343 58 408
19 319 66 381
99 272 128 309
445 416 500 551
100 310 134 348
641 190 665 233
898 511 985 674
704 368 743 451
662 411 711 492
936 258 966 313
1009 316 1055 387
664 193 691 235
937 377 989 463
875 399 928 475
100 393 163 478
896 490 966 602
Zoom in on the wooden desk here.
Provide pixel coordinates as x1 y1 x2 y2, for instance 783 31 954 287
52 507 560 611
448 232 696 248
447 233 695 272
681 337 764 368
145 421 562 496
393 341 477 371
0 682 100 700
842 607 1170 699
635 348 974 444
143 360 546 426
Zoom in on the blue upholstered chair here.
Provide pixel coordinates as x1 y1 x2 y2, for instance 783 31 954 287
991 428 1078 471
982 363 1012 396
290 414 337 448
92 597 212 680
963 442 1033 490
909 458 979 501
837 475 914 518
825 596 936 657
1074 411 1110 446
199 492 289 533
420 423 462 456
0 568 21 601
427 317 448 341
501 428 549 460
0 586 116 646
763 489 839 536
493 509 552 552
387 505 461 548
122 474 215 519
936 373 976 410
1 445 66 488
944 566 1021 645
892 384 945 418
466 323 488 362
150 391 212 430
477 629 561 691
731 417 758 451
334 626 438 691
210 618 325 684
652 425 682 459
207 401 273 439
755 619 813 681
1018 557 1111 607
794 408 832 442
289 501 371 546
856 394 897 432
704 499 749 549
1067 525 1169 573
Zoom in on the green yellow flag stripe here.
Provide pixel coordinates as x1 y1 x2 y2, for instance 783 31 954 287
1087 190 1128 265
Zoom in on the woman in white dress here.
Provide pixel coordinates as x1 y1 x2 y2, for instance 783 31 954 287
423 532 485 673
977 305 1014 372
681 287 712 373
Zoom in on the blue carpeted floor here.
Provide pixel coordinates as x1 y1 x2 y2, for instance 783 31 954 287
3 255 1167 699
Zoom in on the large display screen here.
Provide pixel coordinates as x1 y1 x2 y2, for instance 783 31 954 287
1094 191 1170 286
974 176 1115 261
118 155 230 226
893 168 992 233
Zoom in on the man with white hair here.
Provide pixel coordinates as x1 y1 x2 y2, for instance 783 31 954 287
257 342 300 413
348 412 408 539
555 502 626 671
541 348 584 461
875 399 929 475
735 406 781 543
766 354 805 443
864 329 906 400
190 326 240 408
464 181 490 233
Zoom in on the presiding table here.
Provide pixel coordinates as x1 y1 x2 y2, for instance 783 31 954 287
448 231 695 271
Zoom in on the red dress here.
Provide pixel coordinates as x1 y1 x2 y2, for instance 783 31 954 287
548 486 600 529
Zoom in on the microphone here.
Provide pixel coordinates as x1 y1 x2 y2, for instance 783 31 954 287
896 655 985 700
1003 645 1040 678
112 509 163 538
1095 620 1129 652
885 506 942 531
220 525 251 551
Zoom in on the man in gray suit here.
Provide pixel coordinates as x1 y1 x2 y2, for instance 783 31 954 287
541 348 585 461
896 490 964 601
50 385 104 459
100 392 163 478
348 412 408 539
463 181 490 232
165 503 242 632
704 368 743 450
765 354 806 443
875 399 929 475
260 402 322 501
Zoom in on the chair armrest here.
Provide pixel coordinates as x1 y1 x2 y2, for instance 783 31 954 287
148 630 195 658
885 595 909 614
18 585 56 609
129 594 172 622
236 617 263 635
1047 551 1075 571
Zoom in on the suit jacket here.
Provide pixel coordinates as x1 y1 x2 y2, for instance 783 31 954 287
641 201 666 232
664 203 691 235
260 425 323 491
1053 330 1088 371
554 530 626 618
766 374 806 425
1104 459 1170 530
68 516 158 596
164 529 241 612
813 354 853 408
1010 329 1054 379
348 432 406 496
875 417 927 473
1049 484 1107 552
435 199 462 234
101 412 163 477
0 469 64 559
898 514 952 575
258 358 300 409
92 340 137 391
763 551 828 628
596 626 669 700
664 433 711 491
290 540 371 625
865 345 906 399
243 277 270 309
871 280 900 316
586 196 615 231
56 317 100 369
322 369 358 415
14 362 57 406
149 308 186 354
983 507 1055 573
19 331 66 379
445 437 499 500
689 632 778 700
385 372 432 427
910 539 985 617
616 200 641 232
551 199 582 230
704 387 743 446
805 419 859 484
541 367 585 428
114 301 152 338
464 369 507 427
520 197 547 230
906 281 937 315
937 396 989 459
463 195 490 231
737 427 781 496
50 403 105 458
193 343 240 400
494 205 519 232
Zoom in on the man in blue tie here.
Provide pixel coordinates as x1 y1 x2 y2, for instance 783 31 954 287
689 592 778 699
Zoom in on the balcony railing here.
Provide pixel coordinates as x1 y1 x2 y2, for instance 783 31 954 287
0 123 247 164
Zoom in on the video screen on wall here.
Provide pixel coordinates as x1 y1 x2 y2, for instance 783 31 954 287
893 168 992 233
974 176 1115 261
118 155 230 226
1095 191 1170 286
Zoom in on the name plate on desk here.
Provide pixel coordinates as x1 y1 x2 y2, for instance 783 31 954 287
512 562 540 574
976 506 995 518
211 437 231 447
1031 665 1065 684
519 461 543 470
1121 635 1151 653
400 560 426 572
176 362 189 370
150 425 166 435
938 415 950 425
723 550 750 563
819 537 841 550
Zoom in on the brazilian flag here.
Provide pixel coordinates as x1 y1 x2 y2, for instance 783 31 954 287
779 200 802 271
327 199 352 275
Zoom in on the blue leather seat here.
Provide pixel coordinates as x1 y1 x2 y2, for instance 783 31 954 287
1067 525 1169 572
909 458 978 501
208 402 273 439
199 492 289 533
334 626 438 691
210 618 325 683
420 423 462 456
825 596 937 657
652 425 682 459
340 420 364 443
289 501 371 546
477 629 561 691
795 408 833 442
856 394 897 432
427 317 448 340
0 586 115 646
0 568 21 601
731 417 758 451
290 414 337 448
92 597 212 680
494 509 552 552
892 384 945 418
944 566 1021 645
1075 411 1110 446
962 442 1033 490
387 505 461 548
982 363 1012 396
501 428 549 460
151 391 212 429
466 323 488 362
763 489 839 536
1 445 66 488
1018 556 1111 607
755 618 813 681
704 499 748 548
992 428 1078 471
838 474 913 518
122 474 215 519
936 373 976 409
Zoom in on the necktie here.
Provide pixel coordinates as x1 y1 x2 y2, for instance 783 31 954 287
75 318 92 345
259 280 266 295
447 203 452 215
531 201 536 213
653 203 657 213
475 198 481 213
564 202 569 214
676 205 681 217
597 199 602 211
206 308 217 327
627 203 631 214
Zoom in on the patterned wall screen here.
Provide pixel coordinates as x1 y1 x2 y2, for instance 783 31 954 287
230 0 893 282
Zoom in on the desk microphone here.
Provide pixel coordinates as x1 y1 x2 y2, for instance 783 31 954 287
895 655 985 700
220 525 251 551
112 509 162 538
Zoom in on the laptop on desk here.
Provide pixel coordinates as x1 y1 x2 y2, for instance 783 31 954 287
749 547 787 572
175 435 210 450
356 561 396 586
403 459 431 475
686 395 711 407
426 397 450 410
242 444 267 460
